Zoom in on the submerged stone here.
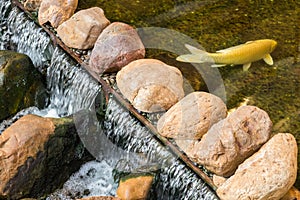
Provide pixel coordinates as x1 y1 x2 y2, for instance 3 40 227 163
192 105 272 177
89 22 145 74
38 0 78 28
0 114 92 199
116 173 154 200
57 7 110 49
157 92 227 140
116 59 184 113
217 133 298 200
0 50 47 121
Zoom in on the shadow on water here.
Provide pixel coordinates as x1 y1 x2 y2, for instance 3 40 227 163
79 0 300 187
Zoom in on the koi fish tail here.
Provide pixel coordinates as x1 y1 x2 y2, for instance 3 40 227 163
176 44 212 63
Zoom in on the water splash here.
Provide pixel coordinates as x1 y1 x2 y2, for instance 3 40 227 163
47 160 117 199
45 47 100 117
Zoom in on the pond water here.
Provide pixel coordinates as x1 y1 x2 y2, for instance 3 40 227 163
78 0 300 187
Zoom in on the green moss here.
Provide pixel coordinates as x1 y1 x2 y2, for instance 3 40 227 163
0 51 47 121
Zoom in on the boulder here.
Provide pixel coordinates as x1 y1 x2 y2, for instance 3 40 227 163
0 50 47 121
57 7 110 49
89 22 145 74
216 133 298 200
0 114 92 199
24 0 42 11
116 59 184 113
157 92 227 139
38 0 78 28
116 173 154 200
192 105 272 176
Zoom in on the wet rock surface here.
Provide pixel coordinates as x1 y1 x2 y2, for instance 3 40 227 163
192 105 272 177
116 59 184 113
217 133 298 200
0 50 47 121
38 0 78 28
0 114 92 199
57 7 110 49
23 0 42 11
157 92 227 139
89 22 145 74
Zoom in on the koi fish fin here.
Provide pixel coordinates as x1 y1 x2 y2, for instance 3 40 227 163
185 44 206 54
211 64 226 67
243 63 252 71
176 54 204 63
263 54 274 65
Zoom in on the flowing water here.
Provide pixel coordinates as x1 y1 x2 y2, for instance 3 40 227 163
0 0 219 199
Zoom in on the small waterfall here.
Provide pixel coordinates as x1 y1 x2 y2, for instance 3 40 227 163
103 98 218 200
0 0 100 118
1 1 54 73
45 47 100 117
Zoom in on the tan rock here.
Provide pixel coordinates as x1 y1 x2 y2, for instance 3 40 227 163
192 105 272 176
24 0 42 11
116 59 184 113
116 174 154 200
175 139 198 158
0 115 55 197
217 133 298 200
281 187 300 200
157 92 227 139
89 22 145 74
57 7 110 49
38 0 78 28
0 114 91 199
212 175 226 188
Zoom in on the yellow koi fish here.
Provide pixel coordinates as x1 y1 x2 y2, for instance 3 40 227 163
176 39 277 71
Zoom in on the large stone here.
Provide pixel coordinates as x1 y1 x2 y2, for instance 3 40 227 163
57 7 110 49
89 22 145 74
116 59 184 113
0 114 92 199
38 0 78 28
116 173 154 200
192 105 272 176
217 133 298 200
24 0 42 11
0 50 47 121
157 92 227 139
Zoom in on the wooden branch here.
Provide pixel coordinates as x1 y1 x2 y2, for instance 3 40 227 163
10 0 218 192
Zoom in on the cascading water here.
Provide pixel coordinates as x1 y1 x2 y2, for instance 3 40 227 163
103 98 218 200
0 0 218 199
43 47 100 117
